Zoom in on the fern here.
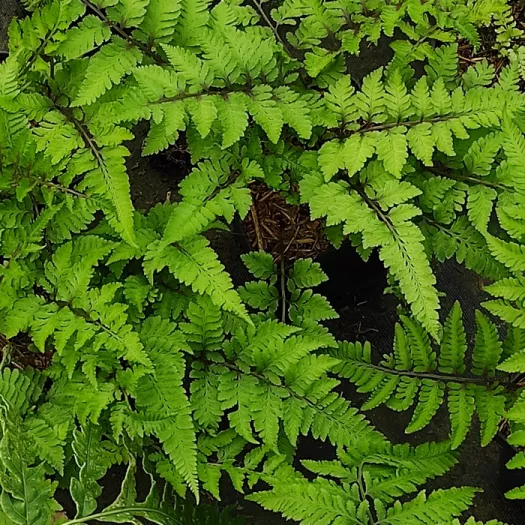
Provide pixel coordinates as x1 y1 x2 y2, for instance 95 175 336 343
301 62 525 337
331 302 507 448
250 439 477 525
2 0 525 522
144 236 249 321
134 316 199 498
0 403 61 525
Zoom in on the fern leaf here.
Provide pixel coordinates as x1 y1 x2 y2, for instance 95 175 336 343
407 123 434 166
483 300 525 328
431 121 455 156
498 350 525 373
248 85 284 143
23 417 65 474
241 251 277 280
136 319 198 497
143 101 186 155
343 134 376 178
83 146 136 246
384 70 412 120
410 77 432 119
0 413 60 525
70 425 115 518
378 222 440 339
448 383 476 449
57 15 111 59
290 291 338 323
406 380 444 433
475 387 505 446
375 128 408 178
174 0 211 46
318 140 344 181
239 281 279 311
385 487 479 524
185 97 218 138
464 132 502 176
467 186 497 233
308 393 380 447
138 0 181 43
439 302 467 374
324 76 357 127
217 93 249 149
0 369 44 413
73 38 142 106
472 311 502 377
249 477 358 525
506 485 525 500
107 0 149 28
144 237 249 321
218 371 258 444
289 259 328 288
485 235 525 273
503 325 525 359
393 323 412 370
251 383 286 452
356 68 385 122
190 366 223 431
275 87 313 139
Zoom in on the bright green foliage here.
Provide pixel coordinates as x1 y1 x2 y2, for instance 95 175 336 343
503 382 525 499
0 405 61 525
272 0 484 81
250 439 476 525
331 303 507 448
484 275 525 330
301 61 525 337
0 402 243 524
70 425 118 518
2 0 525 522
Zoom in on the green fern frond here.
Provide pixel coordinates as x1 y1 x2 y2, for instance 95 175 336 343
144 236 249 322
73 38 142 107
331 305 507 448
0 404 61 525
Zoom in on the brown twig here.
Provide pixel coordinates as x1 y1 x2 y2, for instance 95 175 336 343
250 204 264 251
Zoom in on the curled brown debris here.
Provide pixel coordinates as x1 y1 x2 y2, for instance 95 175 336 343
244 182 329 262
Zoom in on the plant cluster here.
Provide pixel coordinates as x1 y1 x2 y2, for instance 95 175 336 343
1 0 525 523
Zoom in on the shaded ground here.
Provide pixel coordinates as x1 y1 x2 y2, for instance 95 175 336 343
126 126 192 210
0 0 22 53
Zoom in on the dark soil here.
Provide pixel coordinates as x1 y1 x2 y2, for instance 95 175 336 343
126 126 193 210
0 0 22 53
0 334 52 371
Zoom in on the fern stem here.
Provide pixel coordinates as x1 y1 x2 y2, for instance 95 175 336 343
80 0 165 65
20 16 63 76
215 359 369 436
36 179 88 198
62 507 183 525
354 186 396 235
152 86 252 105
55 104 109 188
357 461 376 525
350 115 472 136
252 0 297 60
280 257 287 323
359 361 511 386
426 166 507 191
